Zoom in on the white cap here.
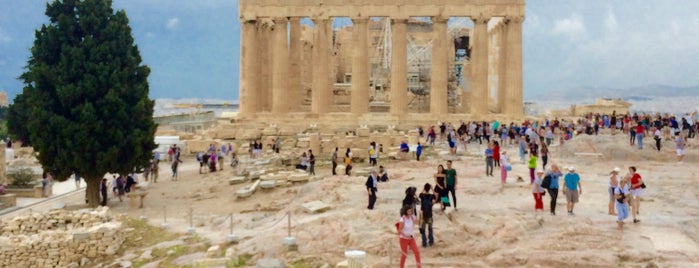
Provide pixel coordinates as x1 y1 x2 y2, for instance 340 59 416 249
568 166 575 171
536 169 545 173
612 167 621 173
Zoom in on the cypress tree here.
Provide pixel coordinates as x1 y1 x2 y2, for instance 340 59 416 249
9 0 156 207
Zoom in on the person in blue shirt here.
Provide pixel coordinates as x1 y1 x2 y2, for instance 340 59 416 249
545 164 563 215
484 144 494 176
416 142 423 161
563 166 583 216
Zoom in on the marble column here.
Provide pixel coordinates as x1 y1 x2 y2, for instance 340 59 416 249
257 21 273 112
351 17 369 115
289 18 302 112
390 18 408 115
312 18 331 114
239 20 258 115
470 16 490 115
272 17 290 115
497 22 508 114
505 16 524 117
430 17 448 115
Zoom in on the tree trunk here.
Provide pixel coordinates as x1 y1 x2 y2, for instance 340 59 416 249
85 177 101 208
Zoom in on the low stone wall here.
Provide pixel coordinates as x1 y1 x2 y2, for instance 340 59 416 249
0 194 16 210
5 186 53 198
0 207 123 267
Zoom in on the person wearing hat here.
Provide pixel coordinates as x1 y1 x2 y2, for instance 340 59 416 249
562 166 582 216
608 167 621 215
532 169 546 212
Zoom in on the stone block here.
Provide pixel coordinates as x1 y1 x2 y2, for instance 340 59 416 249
235 180 260 198
287 174 310 183
356 128 370 137
248 170 266 180
259 180 276 189
228 176 247 185
301 201 331 214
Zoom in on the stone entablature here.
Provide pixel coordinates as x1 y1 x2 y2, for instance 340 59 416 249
239 0 525 19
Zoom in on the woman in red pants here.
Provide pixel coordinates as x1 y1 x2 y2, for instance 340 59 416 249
398 205 422 268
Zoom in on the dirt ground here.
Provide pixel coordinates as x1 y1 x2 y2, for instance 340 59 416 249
98 133 699 267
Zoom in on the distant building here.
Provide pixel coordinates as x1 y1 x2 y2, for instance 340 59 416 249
569 98 631 116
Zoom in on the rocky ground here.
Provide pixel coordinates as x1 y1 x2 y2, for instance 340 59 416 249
7 132 699 267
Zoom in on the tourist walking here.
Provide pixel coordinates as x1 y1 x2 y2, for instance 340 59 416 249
368 142 378 166
171 160 179 181
74 171 81 189
614 176 631 230
628 166 644 223
345 148 353 175
100 178 108 206
485 144 494 176
500 151 510 187
365 169 378 210
528 152 538 183
443 160 458 211
635 123 645 149
654 127 662 151
492 141 501 167
546 164 563 215
532 170 545 212
332 147 338 175
518 137 527 163
398 205 422 268
416 142 423 161
402 186 419 216
608 167 620 215
418 183 436 247
540 142 549 170
41 172 52 197
434 164 448 212
151 159 159 183
563 166 582 216
308 150 316 175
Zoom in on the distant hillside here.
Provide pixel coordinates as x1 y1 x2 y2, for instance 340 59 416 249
536 84 699 101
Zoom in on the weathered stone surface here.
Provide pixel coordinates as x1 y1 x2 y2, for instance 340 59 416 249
256 258 286 268
259 180 276 189
228 176 248 185
301 201 331 214
236 180 260 198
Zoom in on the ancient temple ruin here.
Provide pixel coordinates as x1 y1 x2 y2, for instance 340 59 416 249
237 0 525 126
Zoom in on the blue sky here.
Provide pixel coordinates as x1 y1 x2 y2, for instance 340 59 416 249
1 1 699 102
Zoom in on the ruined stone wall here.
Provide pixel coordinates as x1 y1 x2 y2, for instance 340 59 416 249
0 208 123 267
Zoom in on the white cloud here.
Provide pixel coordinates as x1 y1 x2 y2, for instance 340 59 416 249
552 14 586 40
604 7 618 32
0 28 11 43
166 17 180 30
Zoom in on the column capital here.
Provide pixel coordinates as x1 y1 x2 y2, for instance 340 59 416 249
505 15 525 24
472 14 490 25
271 17 288 23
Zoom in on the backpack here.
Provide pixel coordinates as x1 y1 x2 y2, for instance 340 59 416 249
541 174 552 189
369 148 375 156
